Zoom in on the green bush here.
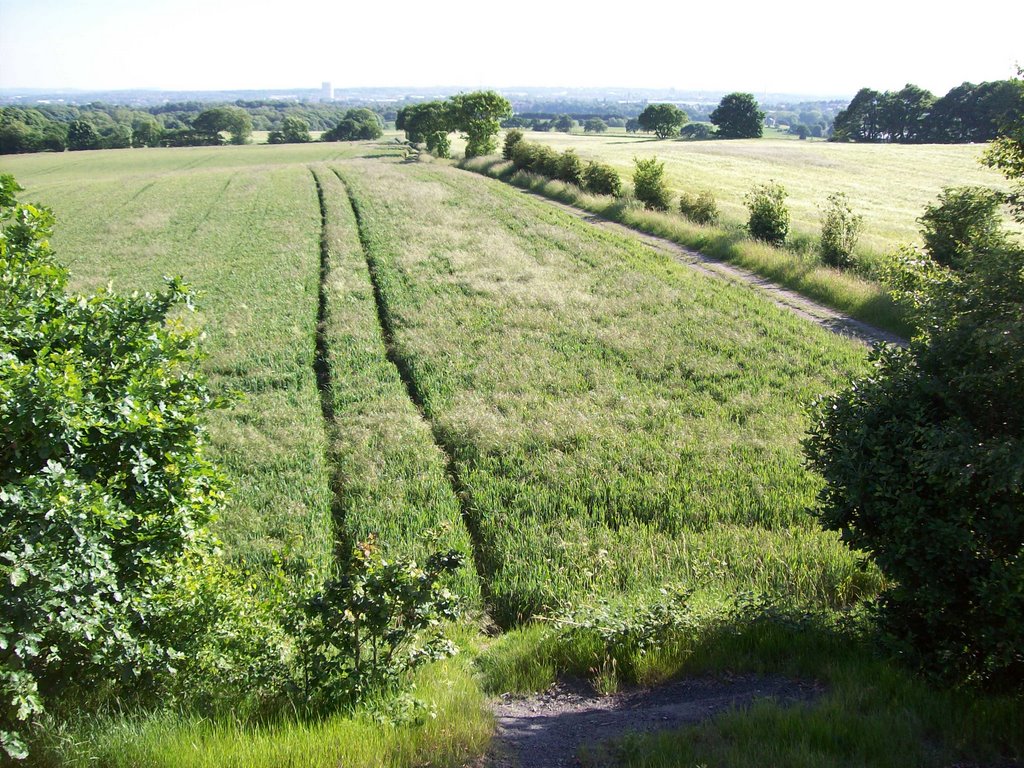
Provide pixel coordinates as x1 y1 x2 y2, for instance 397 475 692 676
678 189 719 225
531 145 561 178
582 161 622 197
287 537 464 710
632 156 671 211
745 181 790 245
323 109 383 142
556 149 585 187
819 191 864 268
510 140 538 171
503 129 524 161
0 175 227 759
806 236 1024 685
918 185 1006 268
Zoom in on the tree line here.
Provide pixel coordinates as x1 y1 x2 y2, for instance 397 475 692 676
396 92 512 157
0 101 392 154
832 79 1023 143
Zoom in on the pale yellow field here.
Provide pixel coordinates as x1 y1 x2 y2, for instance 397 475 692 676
483 132 1016 257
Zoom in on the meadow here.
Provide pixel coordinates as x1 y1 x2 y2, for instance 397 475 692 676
478 131 1017 258
3 140 1021 766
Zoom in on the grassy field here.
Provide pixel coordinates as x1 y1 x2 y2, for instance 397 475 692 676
4 142 1021 766
483 131 1017 259
340 158 875 628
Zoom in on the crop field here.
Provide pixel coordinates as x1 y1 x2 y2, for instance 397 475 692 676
4 141 1020 766
492 131 1016 258
339 158 874 626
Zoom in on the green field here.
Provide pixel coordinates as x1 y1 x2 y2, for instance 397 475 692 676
483 131 1017 258
4 141 1020 767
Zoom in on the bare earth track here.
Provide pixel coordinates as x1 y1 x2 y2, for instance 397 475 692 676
484 675 822 767
519 190 908 348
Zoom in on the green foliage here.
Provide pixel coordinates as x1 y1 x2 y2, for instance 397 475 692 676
270 115 312 144
679 123 714 140
637 104 688 139
0 175 227 758
582 161 622 197
711 93 765 139
66 120 99 151
131 116 163 148
806 235 1024 685
554 114 576 133
502 129 524 161
193 107 251 145
818 191 864 268
632 156 671 211
323 109 383 143
584 118 608 134
396 102 452 157
678 189 719 226
917 186 1006 268
744 181 789 245
451 91 512 158
287 537 464 711
549 587 694 687
983 79 1024 222
556 149 585 187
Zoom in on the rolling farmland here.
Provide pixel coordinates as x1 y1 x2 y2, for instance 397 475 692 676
3 139 1020 767
475 131 1018 258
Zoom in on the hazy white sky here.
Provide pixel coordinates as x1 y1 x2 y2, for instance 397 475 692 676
1 0 1020 96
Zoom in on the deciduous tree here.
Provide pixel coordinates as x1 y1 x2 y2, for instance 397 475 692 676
637 104 688 139
452 91 512 157
710 93 764 139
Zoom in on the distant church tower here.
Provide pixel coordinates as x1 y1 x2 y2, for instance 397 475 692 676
321 82 333 101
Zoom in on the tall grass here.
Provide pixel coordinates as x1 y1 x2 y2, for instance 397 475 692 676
312 165 481 603
341 158 875 628
460 156 910 336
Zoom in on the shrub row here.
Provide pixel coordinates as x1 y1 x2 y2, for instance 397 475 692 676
504 132 622 197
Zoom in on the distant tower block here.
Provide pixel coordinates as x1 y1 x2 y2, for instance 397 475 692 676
321 81 333 101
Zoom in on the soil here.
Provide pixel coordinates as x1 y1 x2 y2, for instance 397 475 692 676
523 191 907 349
483 674 822 767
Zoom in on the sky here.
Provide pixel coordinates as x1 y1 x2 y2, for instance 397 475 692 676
1 0 1020 97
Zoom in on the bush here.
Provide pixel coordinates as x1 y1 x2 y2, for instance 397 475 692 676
0 175 227 758
805 235 1024 685
323 109 383 142
632 156 671 211
531 145 561 178
511 140 538 171
680 123 714 140
918 185 1006 268
678 189 719 225
819 191 863 268
556 150 585 186
582 161 622 197
503 129 524 161
744 181 789 245
288 537 464 710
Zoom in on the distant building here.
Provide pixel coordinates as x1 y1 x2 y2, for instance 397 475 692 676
321 81 333 101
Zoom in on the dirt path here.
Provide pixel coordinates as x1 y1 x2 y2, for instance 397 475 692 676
484 675 821 767
522 191 907 348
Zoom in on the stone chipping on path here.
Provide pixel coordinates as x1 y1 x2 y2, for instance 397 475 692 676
484 675 823 768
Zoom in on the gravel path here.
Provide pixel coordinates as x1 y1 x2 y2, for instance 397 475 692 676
522 191 907 349
484 675 822 767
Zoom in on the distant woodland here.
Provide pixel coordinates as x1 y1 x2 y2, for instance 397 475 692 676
1 78 1021 154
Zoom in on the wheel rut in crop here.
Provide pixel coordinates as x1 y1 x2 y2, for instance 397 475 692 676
330 168 493 611
309 168 348 558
